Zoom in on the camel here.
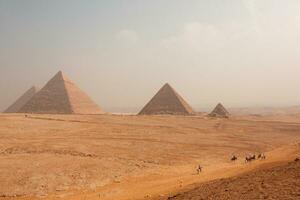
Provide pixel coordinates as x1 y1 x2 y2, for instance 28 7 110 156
258 153 266 160
231 155 237 161
245 156 251 163
245 154 256 163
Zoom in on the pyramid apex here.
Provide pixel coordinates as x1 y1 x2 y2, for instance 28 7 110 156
56 70 64 76
162 83 173 89
53 70 63 77
52 70 70 81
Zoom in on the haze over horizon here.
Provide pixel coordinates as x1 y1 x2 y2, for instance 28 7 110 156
1 0 300 112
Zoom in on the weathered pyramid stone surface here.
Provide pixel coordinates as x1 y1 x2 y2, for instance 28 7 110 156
139 83 194 115
209 103 230 118
19 71 103 114
4 86 39 113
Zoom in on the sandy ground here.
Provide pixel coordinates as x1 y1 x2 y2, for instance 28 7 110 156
158 150 300 200
0 114 300 200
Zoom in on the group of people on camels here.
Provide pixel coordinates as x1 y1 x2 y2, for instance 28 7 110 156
197 153 266 174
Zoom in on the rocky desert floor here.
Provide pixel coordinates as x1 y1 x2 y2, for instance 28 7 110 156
0 114 300 200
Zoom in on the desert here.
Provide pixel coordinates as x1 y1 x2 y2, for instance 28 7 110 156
0 113 299 200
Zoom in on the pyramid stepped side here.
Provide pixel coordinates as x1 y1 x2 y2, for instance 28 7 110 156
209 103 230 118
139 83 194 115
4 86 39 113
19 72 73 114
64 79 103 114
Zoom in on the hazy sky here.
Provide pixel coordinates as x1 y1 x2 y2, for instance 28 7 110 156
1 0 300 112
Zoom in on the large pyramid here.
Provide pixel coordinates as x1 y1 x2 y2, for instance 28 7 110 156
4 86 39 113
139 83 194 115
18 71 103 114
209 103 230 118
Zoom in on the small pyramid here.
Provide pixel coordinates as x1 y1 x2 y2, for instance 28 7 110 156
4 86 39 113
209 103 230 118
18 71 103 114
139 83 194 115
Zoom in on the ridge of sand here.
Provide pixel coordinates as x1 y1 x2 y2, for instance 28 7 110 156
139 83 194 115
18 71 103 114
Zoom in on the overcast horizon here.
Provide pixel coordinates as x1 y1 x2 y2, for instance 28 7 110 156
1 0 300 112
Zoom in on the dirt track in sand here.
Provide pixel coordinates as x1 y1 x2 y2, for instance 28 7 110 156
0 114 300 200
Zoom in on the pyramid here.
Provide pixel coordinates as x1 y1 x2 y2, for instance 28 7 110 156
139 83 194 115
209 103 230 118
4 86 39 113
18 71 103 114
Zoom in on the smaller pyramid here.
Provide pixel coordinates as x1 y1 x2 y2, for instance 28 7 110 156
209 103 230 118
19 71 103 114
139 83 194 115
4 86 39 113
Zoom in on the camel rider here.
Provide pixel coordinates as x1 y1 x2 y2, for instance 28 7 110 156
197 165 202 174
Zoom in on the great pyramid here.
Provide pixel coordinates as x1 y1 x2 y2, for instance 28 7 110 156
209 103 230 118
4 86 39 113
139 83 194 115
18 71 103 114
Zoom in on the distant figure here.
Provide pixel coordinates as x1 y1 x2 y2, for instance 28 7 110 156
197 165 202 174
231 155 237 161
245 156 251 163
258 153 266 160
245 154 256 163
24 114 28 118
258 153 262 159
